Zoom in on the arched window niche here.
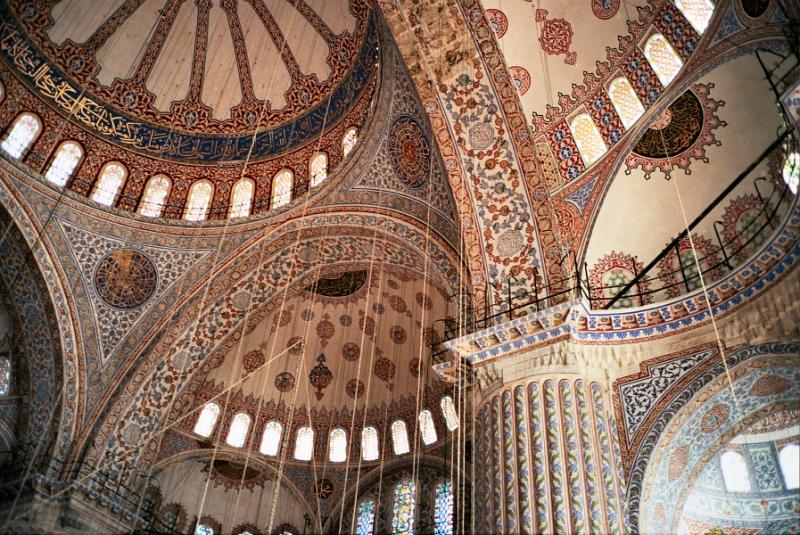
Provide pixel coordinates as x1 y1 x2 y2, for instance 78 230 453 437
271 169 293 209
294 426 314 460
260 420 283 457
310 152 328 187
434 480 454 535
440 396 459 432
569 113 607 168
608 76 646 130
361 426 379 461
45 141 83 187
229 178 254 219
356 497 376 535
193 402 221 438
91 161 127 207
342 127 359 158
329 427 347 462
720 450 751 492
391 419 410 455
644 33 684 86
419 409 438 445
675 0 714 34
779 443 799 490
1 112 41 159
392 479 417 535
138 174 171 217
0 355 11 396
185 180 214 221
225 412 251 448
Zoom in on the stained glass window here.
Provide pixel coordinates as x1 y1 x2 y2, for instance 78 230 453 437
391 480 416 535
0 356 10 396
228 178 254 219
720 450 751 492
361 426 379 461
782 152 799 195
271 169 293 209
1 113 41 159
226 412 251 448
391 420 410 455
294 426 314 460
91 162 127 206
356 498 375 535
440 396 459 431
260 420 283 456
195 525 213 535
608 76 646 129
310 152 328 187
138 175 171 217
644 33 683 86
419 409 438 445
779 444 799 489
194 403 220 438
45 141 83 186
675 0 714 34
342 127 358 158
329 427 347 462
185 180 214 221
434 480 454 535
569 114 607 167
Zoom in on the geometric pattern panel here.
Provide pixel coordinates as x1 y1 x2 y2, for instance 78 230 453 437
743 443 783 492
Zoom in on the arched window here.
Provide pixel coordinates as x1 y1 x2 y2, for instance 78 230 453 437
720 450 751 492
675 0 714 34
294 426 314 460
361 426 379 461
434 480 454 535
356 498 376 535
0 356 10 396
440 396 459 431
138 174 171 217
783 152 799 195
195 525 214 535
342 127 358 158
310 152 328 187
184 180 214 221
418 410 438 445
271 169 293 209
225 412 251 448
91 161 127 206
391 419 410 455
260 420 283 456
329 427 347 462
228 178 254 219
569 114 607 167
193 402 220 438
392 480 417 535
779 444 799 490
644 33 683 86
608 76 646 129
1 113 41 159
44 141 83 186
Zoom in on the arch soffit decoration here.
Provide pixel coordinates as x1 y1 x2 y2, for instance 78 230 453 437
0 181 78 464
615 341 800 532
85 211 465 470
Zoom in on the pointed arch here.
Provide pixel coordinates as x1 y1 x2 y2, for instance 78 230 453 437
260 420 283 456
361 426 379 461
193 403 220 438
418 409 438 445
91 161 127 206
310 152 328 187
608 76 646 129
184 180 214 221
138 174 171 217
44 141 84 187
644 33 683 86
1 112 41 159
329 427 347 462
720 450 750 492
391 419 410 455
225 412 251 448
294 426 314 460
675 0 714 33
229 178 254 219
569 114 607 167
271 169 293 209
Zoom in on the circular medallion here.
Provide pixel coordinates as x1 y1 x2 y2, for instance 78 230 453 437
346 379 365 398
509 66 531 95
496 230 525 257
633 91 703 158
388 115 431 189
94 249 157 309
242 349 265 373
700 403 730 433
409 358 422 378
275 372 296 392
486 9 508 38
287 337 304 355
342 342 360 361
592 0 620 19
389 325 407 345
374 357 396 382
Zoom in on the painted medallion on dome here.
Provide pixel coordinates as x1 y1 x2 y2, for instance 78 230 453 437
94 249 157 309
305 270 368 297
388 115 431 189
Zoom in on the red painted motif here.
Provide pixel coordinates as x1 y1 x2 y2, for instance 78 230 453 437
535 10 577 65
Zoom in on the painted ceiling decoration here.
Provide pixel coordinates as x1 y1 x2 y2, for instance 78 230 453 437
0 0 378 163
304 269 368 297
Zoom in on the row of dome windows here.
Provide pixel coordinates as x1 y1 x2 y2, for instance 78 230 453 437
192 396 460 462
0 98 359 220
556 0 715 178
719 446 799 493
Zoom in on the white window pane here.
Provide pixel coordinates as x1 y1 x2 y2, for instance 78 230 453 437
0 356 10 396
362 426 379 461
569 114 607 167
720 450 751 492
271 170 293 209
193 403 220 437
783 152 799 195
45 141 83 186
185 181 213 221
644 34 683 86
608 77 645 129
225 412 251 448
391 420 410 455
260 420 283 456
342 127 358 158
329 428 347 462
779 444 799 490
1 113 40 159
310 152 328 187
294 426 314 460
440 396 459 432
91 162 126 206
229 178 254 218
139 175 171 217
419 410 438 445
675 0 714 34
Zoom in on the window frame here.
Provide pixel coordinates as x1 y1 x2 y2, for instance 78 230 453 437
1 112 42 160
138 174 172 217
184 179 215 221
90 161 128 207
44 140 84 187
